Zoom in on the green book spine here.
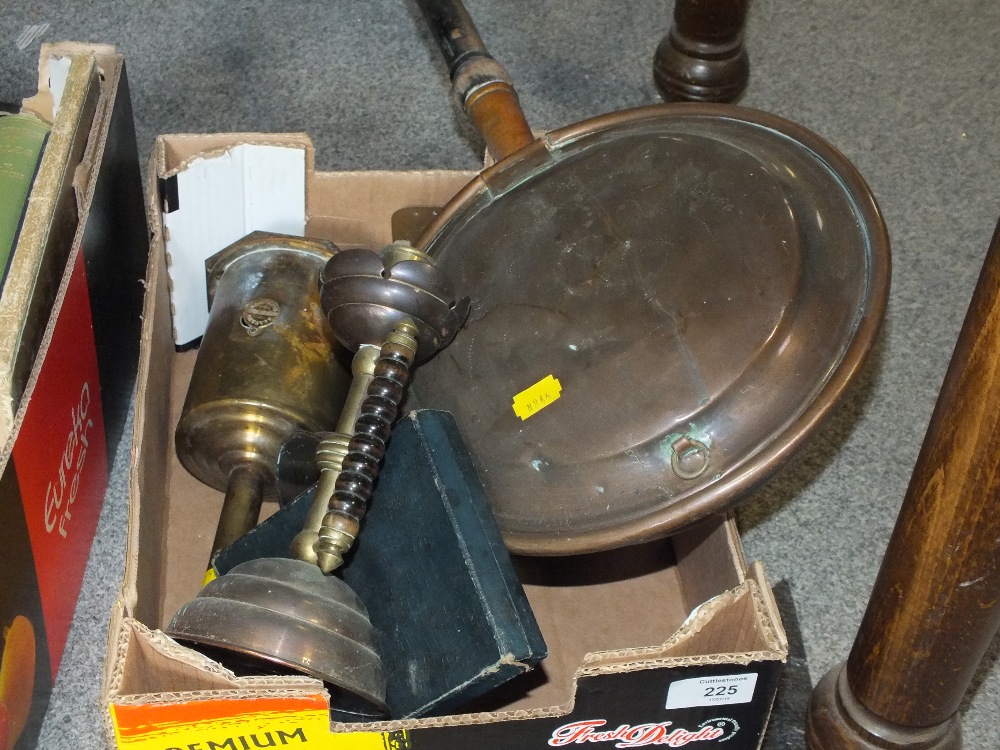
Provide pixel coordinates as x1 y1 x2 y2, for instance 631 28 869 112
0 113 50 287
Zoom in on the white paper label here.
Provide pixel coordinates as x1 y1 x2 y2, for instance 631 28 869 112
665 673 758 709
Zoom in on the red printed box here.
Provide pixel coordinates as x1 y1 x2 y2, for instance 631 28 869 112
0 43 147 750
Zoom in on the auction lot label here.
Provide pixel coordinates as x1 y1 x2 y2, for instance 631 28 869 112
665 673 758 710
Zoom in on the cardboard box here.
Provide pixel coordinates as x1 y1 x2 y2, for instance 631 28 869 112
0 44 148 749
103 134 787 750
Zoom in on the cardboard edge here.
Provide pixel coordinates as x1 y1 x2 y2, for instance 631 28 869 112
0 53 101 445
157 132 315 179
71 53 125 204
331 703 572 733
21 42 118 120
724 513 749 573
106 617 329 703
119 144 174 622
103 601 128 741
309 168 481 182
42 41 118 60
112 686 326 708
748 560 789 655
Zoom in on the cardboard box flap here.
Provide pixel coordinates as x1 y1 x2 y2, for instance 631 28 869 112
122 177 170 625
20 42 116 123
66 46 127 205
156 132 315 178
748 559 789 655
19 43 127 209
674 515 746 606
108 617 325 702
581 576 786 673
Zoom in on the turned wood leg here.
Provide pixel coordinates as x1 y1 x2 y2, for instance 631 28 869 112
806 221 1000 749
652 0 752 103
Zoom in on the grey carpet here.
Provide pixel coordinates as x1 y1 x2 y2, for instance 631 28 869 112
3 1 999 747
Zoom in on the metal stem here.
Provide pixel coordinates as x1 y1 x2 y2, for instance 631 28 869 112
210 464 268 561
290 345 380 564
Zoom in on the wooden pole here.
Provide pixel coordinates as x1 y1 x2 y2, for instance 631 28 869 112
415 0 535 161
806 221 1000 749
653 0 752 103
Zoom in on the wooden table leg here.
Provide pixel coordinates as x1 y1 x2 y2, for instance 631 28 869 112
806 221 1000 749
652 0 752 102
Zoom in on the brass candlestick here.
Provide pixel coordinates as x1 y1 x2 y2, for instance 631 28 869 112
169 240 466 717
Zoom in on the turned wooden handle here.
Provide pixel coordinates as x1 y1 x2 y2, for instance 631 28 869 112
416 0 535 161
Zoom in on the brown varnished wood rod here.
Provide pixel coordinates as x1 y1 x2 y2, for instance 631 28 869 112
653 0 753 103
806 220 1000 748
415 0 535 161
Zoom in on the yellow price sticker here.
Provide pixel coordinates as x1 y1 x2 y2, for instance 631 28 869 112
512 375 562 420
